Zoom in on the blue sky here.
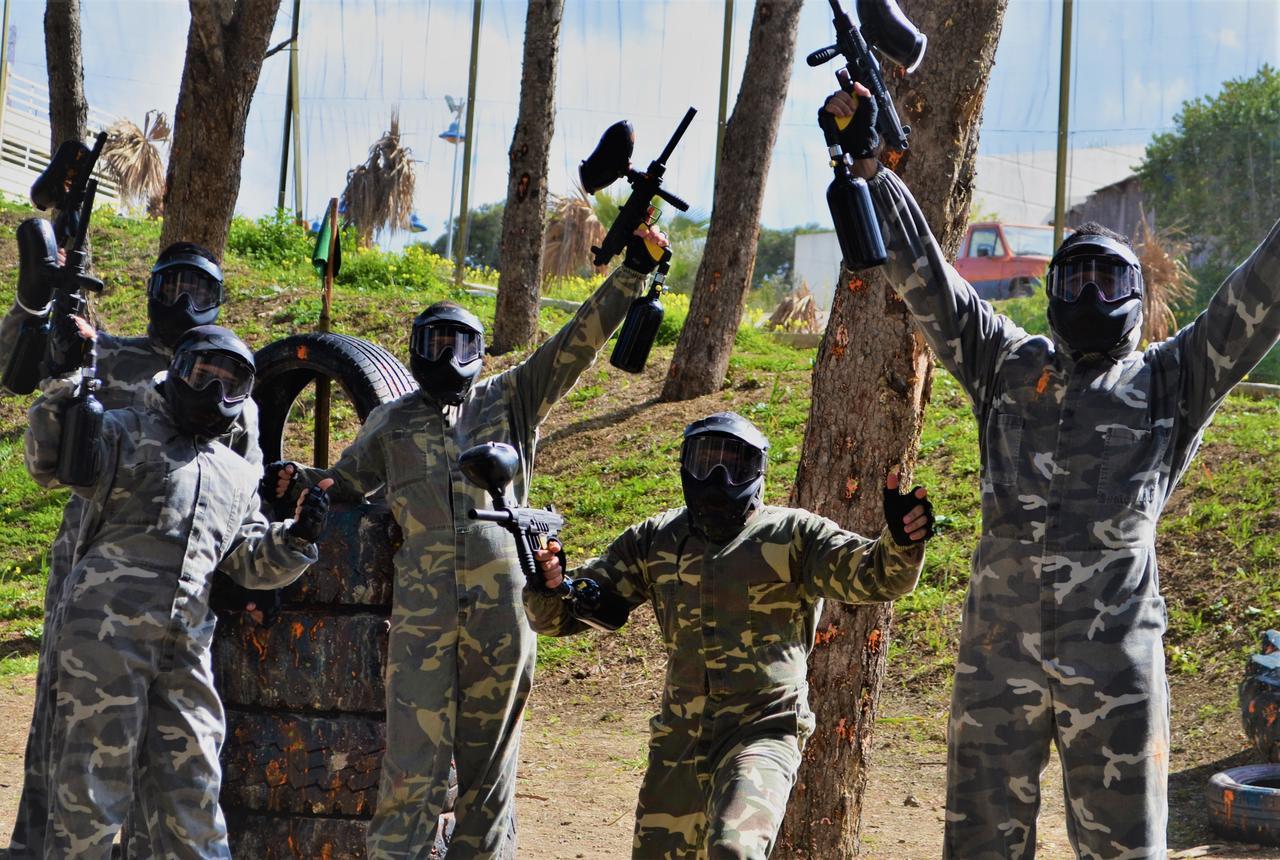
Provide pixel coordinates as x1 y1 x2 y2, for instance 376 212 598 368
2 0 1276 241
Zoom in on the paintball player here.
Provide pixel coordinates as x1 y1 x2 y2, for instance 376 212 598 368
0 239 262 858
525 412 934 860
826 85 1280 857
22 322 329 859
264 224 670 858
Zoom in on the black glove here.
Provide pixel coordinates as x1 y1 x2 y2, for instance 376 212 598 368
288 483 331 543
883 482 934 546
821 87 880 160
624 231 671 276
261 460 299 520
44 313 91 378
16 218 60 314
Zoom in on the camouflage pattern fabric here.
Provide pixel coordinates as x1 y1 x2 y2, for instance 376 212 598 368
295 266 645 859
0 305 262 859
524 506 923 859
22 375 313 859
868 166 1280 858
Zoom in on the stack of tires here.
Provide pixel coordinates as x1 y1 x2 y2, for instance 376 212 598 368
211 333 456 857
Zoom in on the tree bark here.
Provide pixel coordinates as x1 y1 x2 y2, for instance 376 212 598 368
491 0 565 355
774 2 1008 857
660 0 803 402
161 0 283 258
43 0 87 152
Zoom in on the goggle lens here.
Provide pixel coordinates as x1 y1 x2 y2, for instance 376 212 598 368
682 436 766 485
412 324 484 364
1047 259 1143 303
149 268 224 311
171 351 254 402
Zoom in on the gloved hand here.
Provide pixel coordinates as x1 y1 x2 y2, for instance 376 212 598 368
16 218 61 314
623 224 672 276
287 478 334 543
822 81 880 160
44 313 94 378
883 470 933 546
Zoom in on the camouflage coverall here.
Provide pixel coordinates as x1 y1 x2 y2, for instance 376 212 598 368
524 506 924 860
296 266 645 858
23 375 313 859
0 309 261 858
868 166 1280 857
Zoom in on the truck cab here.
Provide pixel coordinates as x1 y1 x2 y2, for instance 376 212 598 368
954 222 1063 300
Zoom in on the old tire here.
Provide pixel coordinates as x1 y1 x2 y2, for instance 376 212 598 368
1207 764 1280 845
252 332 417 464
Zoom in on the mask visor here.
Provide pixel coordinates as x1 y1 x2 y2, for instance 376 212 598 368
682 436 766 485
149 267 224 311
1047 258 1142 303
412 323 484 364
171 351 254 402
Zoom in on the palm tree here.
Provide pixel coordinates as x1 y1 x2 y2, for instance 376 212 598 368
101 109 169 213
542 186 606 279
342 110 416 247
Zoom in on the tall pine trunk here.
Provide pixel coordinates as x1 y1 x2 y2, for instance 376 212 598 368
775 2 1009 856
161 0 283 258
660 0 803 402
491 0 565 354
44 0 87 151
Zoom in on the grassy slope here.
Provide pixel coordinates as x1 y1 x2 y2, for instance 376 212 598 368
0 203 1277 725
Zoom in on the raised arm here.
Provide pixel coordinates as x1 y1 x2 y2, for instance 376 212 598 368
1157 216 1280 428
291 400 396 502
796 512 924 605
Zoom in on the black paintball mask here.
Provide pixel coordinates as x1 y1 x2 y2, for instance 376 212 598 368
680 412 769 543
161 325 255 439
410 304 485 407
147 250 225 349
1045 235 1144 358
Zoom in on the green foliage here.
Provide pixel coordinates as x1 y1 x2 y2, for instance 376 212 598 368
430 201 505 270
227 210 316 271
995 288 1049 336
1137 66 1280 272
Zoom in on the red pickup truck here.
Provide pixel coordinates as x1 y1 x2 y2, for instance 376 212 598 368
954 222 1064 300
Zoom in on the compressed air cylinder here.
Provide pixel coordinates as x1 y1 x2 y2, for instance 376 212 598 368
828 173 887 270
55 390 104 487
610 286 665 374
1 311 51 396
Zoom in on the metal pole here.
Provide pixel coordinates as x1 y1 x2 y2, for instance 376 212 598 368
1053 0 1073 249
0 0 12 144
290 29 304 219
445 135 460 260
313 196 337 468
454 0 483 286
714 0 734 185
276 0 301 213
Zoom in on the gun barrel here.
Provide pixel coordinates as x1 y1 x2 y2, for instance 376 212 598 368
655 107 697 166
469 508 513 525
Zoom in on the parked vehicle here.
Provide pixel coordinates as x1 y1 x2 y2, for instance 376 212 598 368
954 222 1065 300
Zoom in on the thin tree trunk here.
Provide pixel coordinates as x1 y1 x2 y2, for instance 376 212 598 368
774 2 1008 857
161 0 283 258
44 0 87 151
491 0 564 355
660 0 803 402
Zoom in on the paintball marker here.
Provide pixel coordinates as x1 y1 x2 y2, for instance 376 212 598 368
809 0 926 270
579 107 696 268
1 132 108 396
610 254 671 374
459 442 631 632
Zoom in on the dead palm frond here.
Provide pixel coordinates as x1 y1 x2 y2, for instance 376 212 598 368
767 282 821 333
101 109 169 208
342 110 416 247
1135 208 1196 343
543 185 607 279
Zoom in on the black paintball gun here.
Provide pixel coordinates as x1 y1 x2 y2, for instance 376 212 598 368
809 0 926 270
2 132 108 396
459 442 631 632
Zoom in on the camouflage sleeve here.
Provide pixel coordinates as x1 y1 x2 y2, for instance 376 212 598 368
24 374 115 494
229 397 264 469
0 303 23 394
522 517 654 636
1156 216 1280 430
218 493 318 590
795 512 923 604
507 265 646 427
867 167 1028 409
296 400 394 501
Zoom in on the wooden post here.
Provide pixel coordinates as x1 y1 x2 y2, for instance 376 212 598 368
1053 0 1074 249
454 0 483 286
313 196 336 467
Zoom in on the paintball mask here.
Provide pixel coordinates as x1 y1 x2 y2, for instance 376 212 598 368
162 325 255 439
681 412 769 543
1045 235 1144 357
410 304 485 406
147 250 225 349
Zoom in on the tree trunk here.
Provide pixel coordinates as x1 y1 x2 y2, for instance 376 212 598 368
491 0 564 355
660 0 803 402
774 2 1008 857
44 0 87 152
161 0 283 258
